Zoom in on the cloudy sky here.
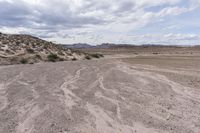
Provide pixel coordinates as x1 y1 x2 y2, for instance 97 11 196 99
0 0 200 45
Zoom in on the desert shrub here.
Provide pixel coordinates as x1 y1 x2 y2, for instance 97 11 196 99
26 48 34 53
59 58 65 61
72 57 77 61
47 53 59 62
20 58 28 64
35 54 42 59
153 52 159 55
85 55 91 60
90 53 104 58
16 41 20 45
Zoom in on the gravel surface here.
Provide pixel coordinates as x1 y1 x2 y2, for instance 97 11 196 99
0 55 200 133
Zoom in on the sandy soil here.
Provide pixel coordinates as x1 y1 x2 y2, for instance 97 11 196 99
0 55 200 133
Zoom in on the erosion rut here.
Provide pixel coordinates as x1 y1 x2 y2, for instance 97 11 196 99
0 58 200 133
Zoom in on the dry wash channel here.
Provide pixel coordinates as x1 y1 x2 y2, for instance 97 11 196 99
0 55 200 133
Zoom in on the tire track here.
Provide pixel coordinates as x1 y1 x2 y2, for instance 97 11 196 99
0 83 8 112
115 61 200 132
59 67 87 109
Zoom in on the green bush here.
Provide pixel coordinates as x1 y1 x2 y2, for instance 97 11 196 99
47 53 59 62
20 58 28 64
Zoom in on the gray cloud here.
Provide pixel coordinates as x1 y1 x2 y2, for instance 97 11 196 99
0 0 199 45
0 0 107 30
0 1 33 27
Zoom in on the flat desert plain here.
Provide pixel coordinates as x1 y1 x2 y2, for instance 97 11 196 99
0 53 200 133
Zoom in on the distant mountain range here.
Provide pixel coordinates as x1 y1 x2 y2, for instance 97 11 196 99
63 43 94 49
63 43 128 49
63 43 197 49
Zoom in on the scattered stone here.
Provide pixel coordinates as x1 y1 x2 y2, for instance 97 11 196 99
0 33 87 65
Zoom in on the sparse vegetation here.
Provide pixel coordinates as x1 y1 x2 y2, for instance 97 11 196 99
85 55 91 60
59 58 65 61
90 53 104 58
35 54 42 59
26 48 34 53
72 57 77 61
47 53 59 62
0 33 106 65
153 52 159 55
20 58 28 64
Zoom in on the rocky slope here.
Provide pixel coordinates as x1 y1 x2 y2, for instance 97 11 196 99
0 32 87 65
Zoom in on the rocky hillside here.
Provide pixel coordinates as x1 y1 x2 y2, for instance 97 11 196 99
0 32 88 65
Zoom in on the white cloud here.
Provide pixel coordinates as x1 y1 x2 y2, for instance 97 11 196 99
0 0 199 45
157 7 189 16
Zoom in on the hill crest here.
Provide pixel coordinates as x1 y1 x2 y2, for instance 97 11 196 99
0 33 86 65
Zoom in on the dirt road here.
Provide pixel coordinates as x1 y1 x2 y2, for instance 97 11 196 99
0 56 200 133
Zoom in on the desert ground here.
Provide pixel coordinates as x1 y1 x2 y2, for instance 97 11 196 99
0 52 200 133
